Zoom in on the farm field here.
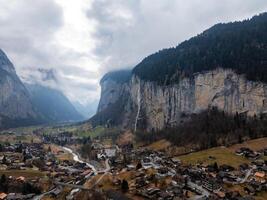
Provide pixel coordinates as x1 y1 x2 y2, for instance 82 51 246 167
177 138 267 168
177 146 249 168
0 169 46 178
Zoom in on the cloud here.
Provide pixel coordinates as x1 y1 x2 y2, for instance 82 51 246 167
0 0 63 66
88 0 267 74
0 0 267 108
0 0 100 104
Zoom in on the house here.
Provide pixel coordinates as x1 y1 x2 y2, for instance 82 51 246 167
81 169 91 176
260 165 267 172
16 176 25 182
158 191 173 200
146 188 160 196
104 148 116 158
219 164 235 172
249 180 263 192
252 160 265 167
50 188 62 197
97 153 106 160
254 171 265 182
239 163 249 171
0 193 7 200
156 168 169 178
6 193 35 200
214 191 225 198
91 143 103 150
202 178 221 192
244 185 255 195
246 153 260 160
141 157 153 169
126 164 135 170
255 171 265 178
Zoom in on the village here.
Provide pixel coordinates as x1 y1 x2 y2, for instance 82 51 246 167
0 131 266 200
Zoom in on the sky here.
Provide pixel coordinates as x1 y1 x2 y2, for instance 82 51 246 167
0 0 267 106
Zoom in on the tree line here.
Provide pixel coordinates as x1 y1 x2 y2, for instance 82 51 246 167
136 108 267 150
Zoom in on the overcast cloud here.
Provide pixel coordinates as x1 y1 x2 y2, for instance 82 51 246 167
0 0 267 106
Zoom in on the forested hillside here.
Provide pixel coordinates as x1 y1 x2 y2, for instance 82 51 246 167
133 13 267 84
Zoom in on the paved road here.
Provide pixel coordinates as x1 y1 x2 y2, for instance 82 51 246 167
188 181 210 200
87 158 110 189
240 169 252 184
32 147 111 200
63 147 97 172
32 187 59 200
54 181 91 190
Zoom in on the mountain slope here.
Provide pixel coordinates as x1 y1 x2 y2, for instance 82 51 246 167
0 49 40 128
90 70 133 128
92 13 267 131
73 101 98 119
133 13 267 84
26 84 84 123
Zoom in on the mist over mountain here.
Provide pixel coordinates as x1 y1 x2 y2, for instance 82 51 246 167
73 101 98 119
26 83 84 123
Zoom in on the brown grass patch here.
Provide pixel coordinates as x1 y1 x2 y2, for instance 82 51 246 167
117 130 134 146
0 169 46 178
229 137 267 152
147 139 171 151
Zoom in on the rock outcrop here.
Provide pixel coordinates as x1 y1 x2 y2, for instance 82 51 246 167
130 68 267 130
93 13 267 131
0 49 39 128
95 68 267 131
90 70 134 128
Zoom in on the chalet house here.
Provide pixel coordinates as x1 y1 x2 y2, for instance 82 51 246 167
239 163 249 171
244 185 256 195
6 193 35 200
0 193 7 200
91 143 104 150
254 171 266 183
219 164 235 172
202 178 221 192
104 148 116 158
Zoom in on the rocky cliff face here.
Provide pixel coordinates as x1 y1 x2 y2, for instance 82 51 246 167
94 13 267 131
97 78 128 113
131 68 267 130
96 68 267 131
0 49 38 128
90 70 133 128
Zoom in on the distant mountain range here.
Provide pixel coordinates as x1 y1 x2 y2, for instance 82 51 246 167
0 49 85 129
73 101 98 119
26 83 84 123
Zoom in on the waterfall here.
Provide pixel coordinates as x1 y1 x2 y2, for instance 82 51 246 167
134 83 141 132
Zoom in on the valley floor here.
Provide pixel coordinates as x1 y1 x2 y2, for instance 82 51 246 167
0 127 266 200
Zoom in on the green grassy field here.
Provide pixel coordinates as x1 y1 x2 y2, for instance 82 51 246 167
177 138 267 168
178 146 250 168
74 126 122 142
76 126 106 138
